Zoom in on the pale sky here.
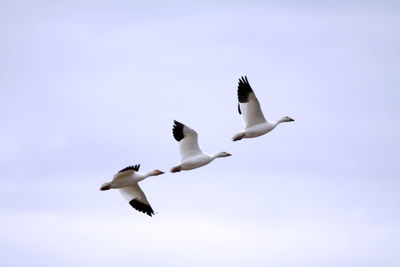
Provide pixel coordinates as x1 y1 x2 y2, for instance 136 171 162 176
1 0 400 266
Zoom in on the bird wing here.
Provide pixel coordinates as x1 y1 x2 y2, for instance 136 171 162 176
118 164 140 173
112 164 140 180
172 120 203 161
119 183 154 216
237 76 266 128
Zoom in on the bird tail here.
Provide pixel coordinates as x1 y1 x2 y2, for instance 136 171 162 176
232 132 246 141
170 166 181 173
100 182 111 191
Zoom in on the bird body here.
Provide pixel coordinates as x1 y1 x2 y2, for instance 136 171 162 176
234 121 277 139
177 152 228 171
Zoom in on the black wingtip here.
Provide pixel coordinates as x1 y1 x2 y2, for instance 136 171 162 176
237 75 253 103
172 120 185 142
118 164 140 173
129 199 155 217
239 75 249 85
238 103 241 114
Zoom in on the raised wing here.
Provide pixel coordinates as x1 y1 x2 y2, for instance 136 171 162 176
119 184 154 216
118 164 140 173
237 76 266 128
172 120 203 161
112 164 140 181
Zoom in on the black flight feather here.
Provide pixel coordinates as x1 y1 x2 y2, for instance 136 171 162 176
129 199 154 216
118 164 140 173
237 76 253 103
172 120 185 142
238 103 241 114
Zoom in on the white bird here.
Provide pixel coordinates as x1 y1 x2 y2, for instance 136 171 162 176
100 164 164 216
170 120 231 173
232 76 294 141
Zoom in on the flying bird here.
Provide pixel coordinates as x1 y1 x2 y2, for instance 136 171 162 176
100 164 164 216
170 120 231 173
232 76 294 141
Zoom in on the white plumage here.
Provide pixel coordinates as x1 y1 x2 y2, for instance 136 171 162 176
232 76 294 141
170 120 231 173
100 165 164 216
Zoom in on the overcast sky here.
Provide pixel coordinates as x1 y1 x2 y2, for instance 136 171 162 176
1 0 400 266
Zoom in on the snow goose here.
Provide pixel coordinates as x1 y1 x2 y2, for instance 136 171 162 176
100 164 164 216
170 120 231 173
232 76 294 141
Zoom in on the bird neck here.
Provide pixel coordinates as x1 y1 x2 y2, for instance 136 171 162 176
143 170 159 178
135 171 152 182
276 117 287 124
212 152 224 159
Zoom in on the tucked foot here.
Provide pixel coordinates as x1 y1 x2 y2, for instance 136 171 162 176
100 182 111 191
170 166 182 173
232 132 246 141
